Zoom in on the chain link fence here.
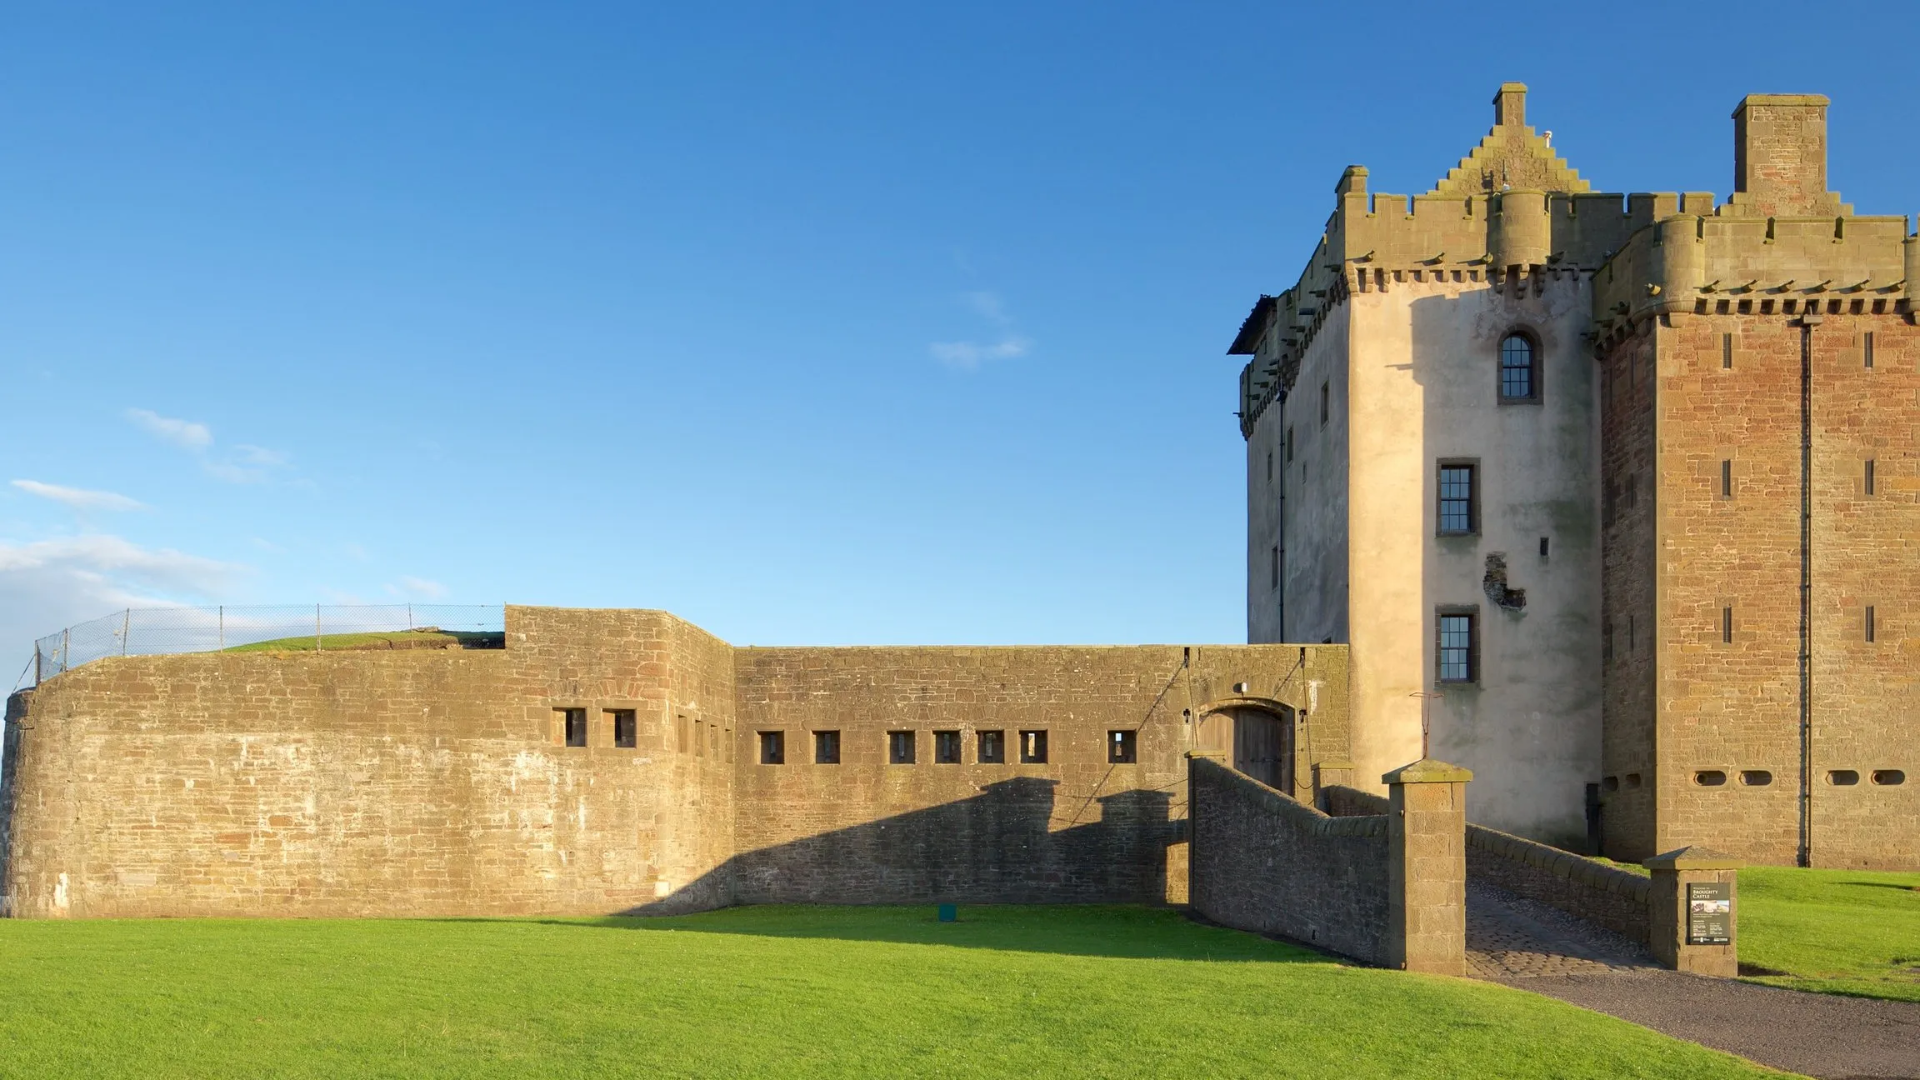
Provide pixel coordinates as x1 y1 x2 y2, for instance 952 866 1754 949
30 604 505 686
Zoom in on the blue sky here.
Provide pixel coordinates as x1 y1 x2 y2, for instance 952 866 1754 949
2 2 1915 683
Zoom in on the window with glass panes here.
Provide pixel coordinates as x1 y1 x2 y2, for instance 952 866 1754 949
1438 464 1475 534
1500 334 1536 400
1437 612 1476 682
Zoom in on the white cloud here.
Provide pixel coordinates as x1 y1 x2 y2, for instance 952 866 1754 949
391 576 448 599
124 409 288 484
10 480 146 513
930 336 1031 370
126 408 213 450
203 461 268 485
963 290 1010 325
234 445 287 467
0 534 246 683
930 290 1033 371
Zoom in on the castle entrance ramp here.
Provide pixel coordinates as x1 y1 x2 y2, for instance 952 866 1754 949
1462 854 1920 1078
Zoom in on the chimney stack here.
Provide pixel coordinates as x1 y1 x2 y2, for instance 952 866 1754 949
1728 94 1842 217
1493 83 1526 128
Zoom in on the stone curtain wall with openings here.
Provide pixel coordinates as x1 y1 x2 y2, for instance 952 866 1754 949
0 608 737 918
1 610 1352 917
726 644 1346 906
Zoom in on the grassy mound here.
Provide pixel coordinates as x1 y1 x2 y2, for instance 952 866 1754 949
225 628 504 652
1737 865 1920 1002
0 905 1774 1078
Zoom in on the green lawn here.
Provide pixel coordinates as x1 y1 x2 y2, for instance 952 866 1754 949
1736 865 1920 1002
0 906 1774 1079
224 629 503 652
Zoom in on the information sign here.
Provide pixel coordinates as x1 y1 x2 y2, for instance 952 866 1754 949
1686 882 1732 945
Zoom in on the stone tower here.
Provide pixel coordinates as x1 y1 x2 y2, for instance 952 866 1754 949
1231 86 1919 866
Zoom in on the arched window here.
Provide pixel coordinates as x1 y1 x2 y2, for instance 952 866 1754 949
1500 333 1538 401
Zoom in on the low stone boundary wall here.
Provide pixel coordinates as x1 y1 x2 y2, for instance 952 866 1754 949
1322 784 1389 817
1465 822 1650 944
1189 756 1391 963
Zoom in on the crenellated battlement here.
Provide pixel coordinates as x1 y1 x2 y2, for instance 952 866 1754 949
1590 211 1914 346
1233 84 1919 434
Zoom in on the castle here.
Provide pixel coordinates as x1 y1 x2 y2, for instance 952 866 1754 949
1 85 1914 924
1232 84 1916 867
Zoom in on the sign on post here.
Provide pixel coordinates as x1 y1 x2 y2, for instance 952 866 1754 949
1686 882 1732 945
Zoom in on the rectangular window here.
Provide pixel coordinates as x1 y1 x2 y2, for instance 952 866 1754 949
1720 460 1733 499
1863 331 1875 369
1602 618 1613 664
758 730 784 765
1722 332 1734 369
814 730 840 764
694 719 705 757
1866 605 1876 643
561 708 587 748
1437 463 1477 535
1018 729 1049 764
1108 729 1137 764
1270 545 1279 590
1722 607 1733 644
610 709 637 749
1319 381 1330 426
1436 611 1477 683
675 714 691 753
1286 426 1294 462
889 730 916 765
1625 473 1638 510
977 729 1005 764
934 730 961 764
1865 459 1876 496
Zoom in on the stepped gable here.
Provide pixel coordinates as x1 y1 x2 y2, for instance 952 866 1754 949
1427 83 1591 196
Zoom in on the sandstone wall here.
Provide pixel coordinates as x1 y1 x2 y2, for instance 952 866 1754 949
1626 310 1920 869
1466 823 1649 943
1188 756 1390 963
1597 322 1662 860
727 644 1345 906
1 608 1353 917
0 607 736 918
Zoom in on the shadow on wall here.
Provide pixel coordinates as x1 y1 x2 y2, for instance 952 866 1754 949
481 904 1333 963
633 777 1176 915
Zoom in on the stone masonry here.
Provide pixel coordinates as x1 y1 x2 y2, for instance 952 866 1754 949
1232 84 1918 870
0 606 1349 918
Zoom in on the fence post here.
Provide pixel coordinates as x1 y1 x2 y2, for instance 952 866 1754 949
62 628 69 672
407 603 414 629
315 604 323 652
218 606 224 651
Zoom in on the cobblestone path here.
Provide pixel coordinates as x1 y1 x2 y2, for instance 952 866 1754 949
1468 881 1920 1079
1466 880 1657 978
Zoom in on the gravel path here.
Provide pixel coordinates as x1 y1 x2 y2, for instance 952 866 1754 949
1468 882 1920 1079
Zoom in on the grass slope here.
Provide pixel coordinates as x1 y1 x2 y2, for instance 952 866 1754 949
224 629 503 652
0 906 1775 1079
1736 865 1920 1002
